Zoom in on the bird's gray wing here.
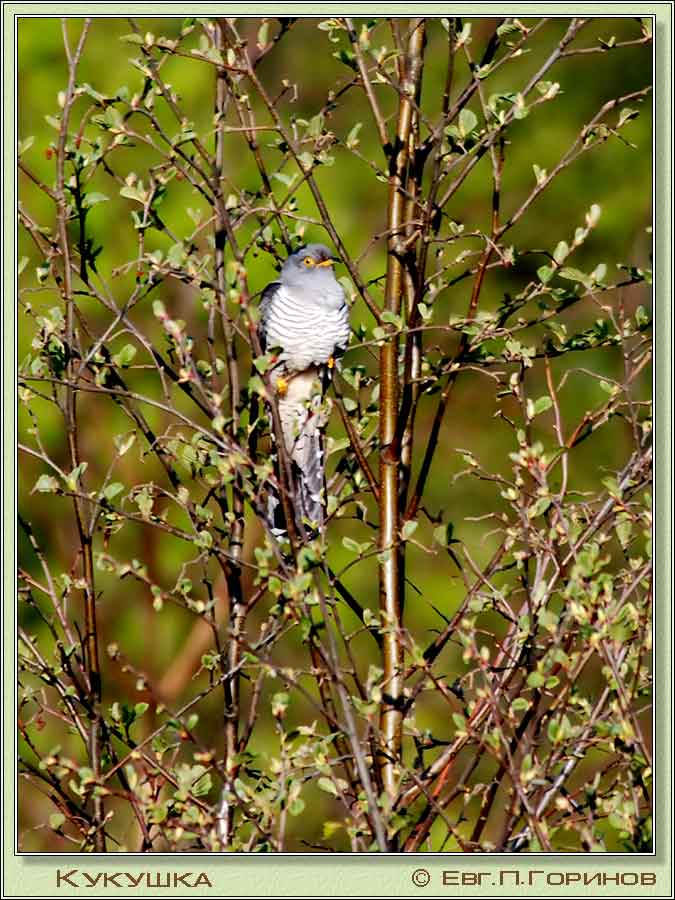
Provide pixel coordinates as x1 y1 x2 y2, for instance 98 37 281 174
258 281 281 352
337 299 350 353
328 299 351 372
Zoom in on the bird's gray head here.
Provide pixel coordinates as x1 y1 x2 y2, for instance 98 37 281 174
280 244 336 281
278 244 343 307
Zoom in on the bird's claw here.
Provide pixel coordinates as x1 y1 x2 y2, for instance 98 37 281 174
276 376 289 397
327 356 335 370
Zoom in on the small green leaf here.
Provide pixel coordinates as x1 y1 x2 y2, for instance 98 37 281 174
527 671 545 689
345 122 362 149
120 185 146 204
586 204 602 227
297 151 314 170
189 768 212 797
497 21 521 37
458 108 478 137
317 777 338 796
135 488 153 519
253 354 272 374
532 396 553 416
271 172 293 186
380 310 402 328
529 497 551 518
537 609 558 633
256 21 270 48
103 482 124 500
547 716 570 745
417 302 431 321
433 522 454 546
615 517 632 548
49 813 66 830
247 374 265 397
559 267 592 288
18 136 34 156
635 306 650 328
617 107 639 128
401 520 419 540
322 820 343 838
201 652 217 670
271 692 289 717
34 474 59 493
65 462 87 492
112 344 137 368
82 192 109 209
532 163 547 185
553 241 569 264
456 22 472 47
335 48 357 70
307 113 324 137
167 243 186 267
114 432 136 456
342 536 361 554
512 95 529 119
195 530 213 550
288 797 305 816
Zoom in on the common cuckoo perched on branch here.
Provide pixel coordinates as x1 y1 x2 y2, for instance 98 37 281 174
259 243 350 538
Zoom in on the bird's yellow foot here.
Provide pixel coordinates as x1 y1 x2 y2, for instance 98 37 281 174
276 376 289 397
327 356 335 370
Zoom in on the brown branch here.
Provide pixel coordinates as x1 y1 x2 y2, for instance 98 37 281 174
333 391 380 501
344 18 390 149
53 17 106 852
212 19 247 848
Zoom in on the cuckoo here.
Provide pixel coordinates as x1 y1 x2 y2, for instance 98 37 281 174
259 243 350 538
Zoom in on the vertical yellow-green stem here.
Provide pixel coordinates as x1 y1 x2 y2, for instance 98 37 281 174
378 19 426 801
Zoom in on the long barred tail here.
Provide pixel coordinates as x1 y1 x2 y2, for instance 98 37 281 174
266 368 326 538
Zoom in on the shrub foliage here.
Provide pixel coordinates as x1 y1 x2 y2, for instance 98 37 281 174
18 16 652 852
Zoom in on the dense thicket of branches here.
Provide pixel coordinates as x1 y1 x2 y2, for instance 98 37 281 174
18 16 652 852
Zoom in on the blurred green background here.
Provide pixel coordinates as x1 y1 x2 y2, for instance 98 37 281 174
18 17 652 851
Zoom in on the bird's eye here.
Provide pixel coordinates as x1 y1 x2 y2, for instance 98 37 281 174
303 256 315 267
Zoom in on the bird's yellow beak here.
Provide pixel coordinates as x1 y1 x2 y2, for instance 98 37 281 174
317 258 335 267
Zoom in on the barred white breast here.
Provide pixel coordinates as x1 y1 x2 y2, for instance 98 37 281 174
260 282 350 373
